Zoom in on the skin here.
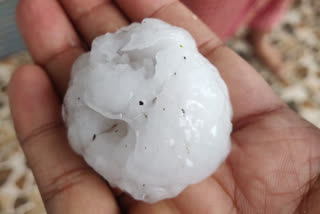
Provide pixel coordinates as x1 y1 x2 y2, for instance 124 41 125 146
248 29 287 79
182 0 291 78
9 0 320 213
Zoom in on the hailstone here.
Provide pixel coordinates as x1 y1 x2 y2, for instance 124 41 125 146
63 18 233 203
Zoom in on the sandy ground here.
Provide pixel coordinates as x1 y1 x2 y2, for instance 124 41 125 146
229 0 320 127
0 0 319 213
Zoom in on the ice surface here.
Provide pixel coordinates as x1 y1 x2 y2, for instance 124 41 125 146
63 18 233 203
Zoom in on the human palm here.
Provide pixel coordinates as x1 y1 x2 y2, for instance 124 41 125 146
9 0 320 213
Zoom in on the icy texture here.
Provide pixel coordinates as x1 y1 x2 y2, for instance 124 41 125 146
63 18 233 203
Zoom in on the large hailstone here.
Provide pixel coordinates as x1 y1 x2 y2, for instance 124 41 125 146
63 18 233 203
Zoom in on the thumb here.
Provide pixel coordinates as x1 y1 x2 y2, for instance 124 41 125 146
9 65 120 214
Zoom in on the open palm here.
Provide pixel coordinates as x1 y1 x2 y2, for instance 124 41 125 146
9 0 320 213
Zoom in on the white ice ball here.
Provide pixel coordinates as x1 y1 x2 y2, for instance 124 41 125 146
63 18 232 203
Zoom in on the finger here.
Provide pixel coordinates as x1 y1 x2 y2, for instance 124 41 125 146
9 65 120 214
58 0 129 45
16 0 86 95
114 0 285 124
115 0 220 51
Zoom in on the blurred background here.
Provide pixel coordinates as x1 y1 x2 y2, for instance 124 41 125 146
0 0 319 213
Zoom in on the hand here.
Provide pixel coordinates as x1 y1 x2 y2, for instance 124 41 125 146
9 0 320 213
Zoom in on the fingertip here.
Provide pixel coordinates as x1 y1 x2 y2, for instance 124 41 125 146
15 0 39 44
9 64 52 100
9 64 39 95
15 0 82 64
8 64 62 142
